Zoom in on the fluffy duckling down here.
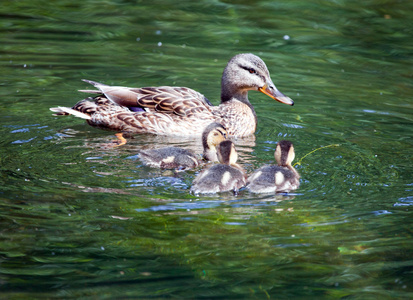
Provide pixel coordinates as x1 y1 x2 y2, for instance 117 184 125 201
246 140 300 193
190 140 246 195
139 122 227 170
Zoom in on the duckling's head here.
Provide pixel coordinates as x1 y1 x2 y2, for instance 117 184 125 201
221 53 294 106
274 140 295 167
203 123 228 149
217 140 238 166
202 123 228 161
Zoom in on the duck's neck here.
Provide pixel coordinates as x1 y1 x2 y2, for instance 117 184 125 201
221 87 256 115
220 88 258 134
221 86 249 104
220 83 258 132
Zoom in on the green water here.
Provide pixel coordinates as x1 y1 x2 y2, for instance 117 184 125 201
1 0 413 298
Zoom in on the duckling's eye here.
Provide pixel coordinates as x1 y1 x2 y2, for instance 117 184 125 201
215 128 227 138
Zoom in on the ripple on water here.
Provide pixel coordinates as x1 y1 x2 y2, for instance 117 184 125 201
135 200 223 212
394 196 413 207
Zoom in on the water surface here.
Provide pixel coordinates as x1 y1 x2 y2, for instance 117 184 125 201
1 0 412 298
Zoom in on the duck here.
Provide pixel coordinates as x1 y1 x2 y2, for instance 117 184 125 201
246 140 300 193
139 122 227 170
190 140 246 195
50 53 294 140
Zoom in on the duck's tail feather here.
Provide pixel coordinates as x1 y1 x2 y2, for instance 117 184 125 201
78 79 109 94
50 106 92 120
81 79 108 87
78 89 102 94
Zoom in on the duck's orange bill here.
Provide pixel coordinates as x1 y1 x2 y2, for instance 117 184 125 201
259 84 294 106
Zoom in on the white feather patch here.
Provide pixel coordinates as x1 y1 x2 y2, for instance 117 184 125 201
189 156 199 166
221 171 231 186
275 172 285 186
248 171 262 182
197 170 209 181
51 107 91 120
161 156 175 164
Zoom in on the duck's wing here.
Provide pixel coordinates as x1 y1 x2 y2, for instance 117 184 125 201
80 80 213 117
135 86 214 117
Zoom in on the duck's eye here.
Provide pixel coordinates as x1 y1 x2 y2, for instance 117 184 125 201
248 68 256 74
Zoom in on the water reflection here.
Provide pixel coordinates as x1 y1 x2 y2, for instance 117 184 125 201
135 193 296 213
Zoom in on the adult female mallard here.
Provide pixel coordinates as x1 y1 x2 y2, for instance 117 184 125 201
50 53 293 139
246 140 300 193
139 122 227 170
190 140 246 195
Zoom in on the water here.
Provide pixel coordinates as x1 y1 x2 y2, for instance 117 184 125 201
1 0 413 298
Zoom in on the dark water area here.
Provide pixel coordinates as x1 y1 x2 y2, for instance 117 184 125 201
1 0 413 298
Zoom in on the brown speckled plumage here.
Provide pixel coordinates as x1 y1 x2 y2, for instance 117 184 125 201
50 53 294 137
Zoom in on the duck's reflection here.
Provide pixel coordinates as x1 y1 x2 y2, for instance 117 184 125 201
132 132 257 164
59 129 258 166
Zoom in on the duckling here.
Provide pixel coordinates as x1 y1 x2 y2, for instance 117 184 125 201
190 140 246 194
139 122 227 170
246 140 300 193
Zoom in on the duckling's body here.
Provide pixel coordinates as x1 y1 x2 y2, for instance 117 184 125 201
247 140 300 193
50 53 293 137
190 140 246 194
246 165 299 193
139 122 227 170
139 147 199 170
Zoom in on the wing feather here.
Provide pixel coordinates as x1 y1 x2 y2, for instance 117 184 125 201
135 86 213 117
80 80 214 117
